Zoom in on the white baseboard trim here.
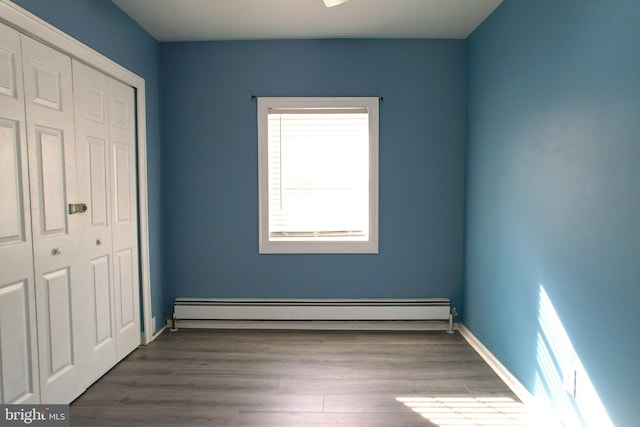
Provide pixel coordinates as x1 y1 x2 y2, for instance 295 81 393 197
458 324 532 402
458 324 562 426
170 319 457 331
147 324 167 343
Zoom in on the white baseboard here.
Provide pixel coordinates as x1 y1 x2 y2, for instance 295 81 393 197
458 324 532 401
170 319 456 331
147 324 167 343
458 324 562 426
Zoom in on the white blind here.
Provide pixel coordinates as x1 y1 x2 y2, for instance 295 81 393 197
267 109 369 240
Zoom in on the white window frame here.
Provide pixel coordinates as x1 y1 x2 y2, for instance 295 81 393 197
258 97 379 254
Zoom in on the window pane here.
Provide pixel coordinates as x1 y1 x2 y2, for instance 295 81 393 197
268 112 369 240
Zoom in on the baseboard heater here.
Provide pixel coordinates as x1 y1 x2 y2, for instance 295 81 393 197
172 298 452 323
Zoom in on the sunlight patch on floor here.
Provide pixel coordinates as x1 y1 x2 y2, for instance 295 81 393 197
396 396 533 426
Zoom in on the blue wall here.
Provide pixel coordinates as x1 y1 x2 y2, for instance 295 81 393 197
10 0 639 423
12 0 167 332
161 39 466 304
465 0 640 425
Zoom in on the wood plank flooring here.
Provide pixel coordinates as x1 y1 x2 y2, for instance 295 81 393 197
70 329 529 426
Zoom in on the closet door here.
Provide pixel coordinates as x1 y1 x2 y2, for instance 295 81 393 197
108 77 140 360
21 35 88 403
72 61 117 382
0 22 40 405
74 61 140 368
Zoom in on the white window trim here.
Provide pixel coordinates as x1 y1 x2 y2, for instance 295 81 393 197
258 97 379 254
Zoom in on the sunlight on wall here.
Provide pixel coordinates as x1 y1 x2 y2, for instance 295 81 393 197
396 396 532 426
535 285 613 427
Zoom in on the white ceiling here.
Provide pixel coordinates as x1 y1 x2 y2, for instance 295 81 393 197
112 0 503 42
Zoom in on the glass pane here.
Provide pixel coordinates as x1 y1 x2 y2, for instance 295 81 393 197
268 113 369 240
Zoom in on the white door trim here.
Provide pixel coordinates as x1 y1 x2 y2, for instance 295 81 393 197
0 0 154 344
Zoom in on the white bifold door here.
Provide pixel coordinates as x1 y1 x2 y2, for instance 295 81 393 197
0 21 141 404
0 22 40 405
73 61 140 384
21 33 86 405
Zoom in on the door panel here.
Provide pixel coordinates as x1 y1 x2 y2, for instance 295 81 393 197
115 248 134 329
35 126 67 235
41 268 73 378
109 78 140 360
0 281 34 403
0 44 17 97
85 87 105 122
72 61 117 382
90 255 113 346
113 143 131 223
75 62 140 364
89 137 108 227
31 63 61 110
0 22 39 405
0 119 24 245
111 97 128 129
21 34 86 404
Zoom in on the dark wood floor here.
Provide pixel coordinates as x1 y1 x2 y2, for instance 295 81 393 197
70 329 529 426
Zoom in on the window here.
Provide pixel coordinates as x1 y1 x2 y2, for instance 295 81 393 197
258 97 379 254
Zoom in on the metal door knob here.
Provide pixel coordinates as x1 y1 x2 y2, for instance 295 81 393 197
52 247 61 255
96 238 103 246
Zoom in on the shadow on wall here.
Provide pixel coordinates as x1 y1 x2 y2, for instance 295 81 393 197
535 285 613 426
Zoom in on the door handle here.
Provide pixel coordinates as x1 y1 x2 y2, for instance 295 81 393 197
68 203 88 214
96 238 103 246
52 247 62 255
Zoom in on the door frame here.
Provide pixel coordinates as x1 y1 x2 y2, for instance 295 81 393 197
0 0 155 344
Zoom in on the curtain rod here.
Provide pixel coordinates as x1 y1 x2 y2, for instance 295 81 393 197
251 95 383 102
